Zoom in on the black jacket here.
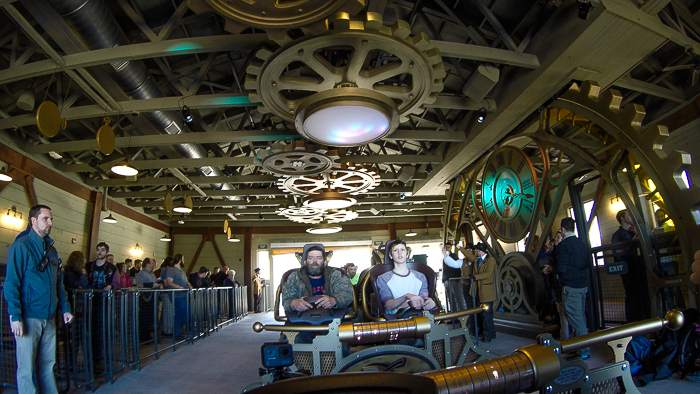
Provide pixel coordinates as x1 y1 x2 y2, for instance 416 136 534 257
554 235 589 288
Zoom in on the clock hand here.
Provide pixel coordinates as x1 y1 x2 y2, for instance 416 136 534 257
511 192 534 199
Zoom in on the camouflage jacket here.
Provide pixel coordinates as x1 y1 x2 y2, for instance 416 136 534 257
281 266 353 313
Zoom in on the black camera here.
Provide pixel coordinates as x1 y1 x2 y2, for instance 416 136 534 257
261 342 294 368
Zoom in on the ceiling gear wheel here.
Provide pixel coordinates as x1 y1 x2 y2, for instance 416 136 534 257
277 206 358 224
277 163 381 195
245 12 445 124
552 81 700 226
275 206 324 223
255 140 339 176
186 0 364 40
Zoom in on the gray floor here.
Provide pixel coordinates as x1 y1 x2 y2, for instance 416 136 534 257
8 313 691 394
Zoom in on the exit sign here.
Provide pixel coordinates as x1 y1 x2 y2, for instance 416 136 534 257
258 244 268 249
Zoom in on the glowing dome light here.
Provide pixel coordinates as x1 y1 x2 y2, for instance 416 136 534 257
295 87 399 147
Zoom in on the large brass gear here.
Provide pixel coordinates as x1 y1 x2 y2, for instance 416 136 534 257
255 140 339 176
277 163 380 195
245 12 445 124
187 0 365 39
552 81 700 236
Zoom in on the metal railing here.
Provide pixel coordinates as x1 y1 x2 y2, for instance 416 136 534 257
0 284 248 391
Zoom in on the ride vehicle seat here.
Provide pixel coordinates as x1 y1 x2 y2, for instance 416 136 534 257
362 240 440 321
274 268 358 325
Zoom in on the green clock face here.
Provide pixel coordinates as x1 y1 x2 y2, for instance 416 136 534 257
480 146 538 243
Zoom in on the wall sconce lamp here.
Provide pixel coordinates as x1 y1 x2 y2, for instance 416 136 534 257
610 196 625 211
132 243 143 256
3 206 23 227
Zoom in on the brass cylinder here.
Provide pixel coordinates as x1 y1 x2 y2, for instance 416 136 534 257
433 303 489 322
420 348 552 394
338 316 432 345
252 322 330 333
560 310 684 354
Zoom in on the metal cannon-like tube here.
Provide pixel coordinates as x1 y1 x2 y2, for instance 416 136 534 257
433 303 489 323
419 344 560 394
560 309 685 354
338 317 432 345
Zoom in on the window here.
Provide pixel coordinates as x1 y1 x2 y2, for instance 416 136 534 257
568 200 603 264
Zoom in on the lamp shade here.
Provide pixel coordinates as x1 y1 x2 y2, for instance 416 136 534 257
295 87 399 147
0 167 12 182
102 214 117 223
172 204 192 214
228 236 240 242
111 162 138 176
160 234 171 242
306 222 342 235
303 190 356 210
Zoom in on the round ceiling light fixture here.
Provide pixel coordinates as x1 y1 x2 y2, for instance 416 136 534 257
302 190 356 210
306 221 342 235
102 213 117 224
405 229 417 237
160 234 171 242
295 87 399 147
111 162 138 176
228 235 241 243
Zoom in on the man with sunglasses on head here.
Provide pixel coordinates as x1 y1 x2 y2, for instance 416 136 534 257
4 204 73 393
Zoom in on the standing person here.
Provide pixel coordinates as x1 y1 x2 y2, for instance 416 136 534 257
159 256 174 335
466 243 497 342
165 254 191 338
211 267 221 286
442 243 478 335
129 259 141 278
554 217 590 359
189 267 210 289
441 242 466 312
86 242 116 370
86 242 116 291
111 262 133 289
214 266 229 287
376 239 436 314
63 251 88 300
223 270 240 287
3 204 74 393
134 258 162 342
252 268 265 313
611 209 650 321
543 232 569 340
343 263 360 285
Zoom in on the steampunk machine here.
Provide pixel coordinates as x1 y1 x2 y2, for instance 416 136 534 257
246 310 685 394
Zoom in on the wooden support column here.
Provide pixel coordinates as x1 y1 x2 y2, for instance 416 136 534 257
87 191 103 261
168 226 175 256
244 227 253 310
187 234 207 275
210 236 226 268
388 222 397 240
24 175 38 206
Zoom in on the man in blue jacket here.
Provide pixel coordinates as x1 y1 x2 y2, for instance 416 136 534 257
4 204 73 393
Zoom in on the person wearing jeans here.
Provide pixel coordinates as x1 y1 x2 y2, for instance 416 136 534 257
4 204 74 393
554 217 590 359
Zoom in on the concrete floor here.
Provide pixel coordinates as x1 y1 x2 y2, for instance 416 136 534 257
3 312 692 394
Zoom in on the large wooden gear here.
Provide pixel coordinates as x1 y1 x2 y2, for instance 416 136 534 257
244 12 445 124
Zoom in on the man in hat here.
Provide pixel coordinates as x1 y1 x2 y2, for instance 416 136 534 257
442 242 478 333
446 242 497 342
252 268 265 313
281 243 353 314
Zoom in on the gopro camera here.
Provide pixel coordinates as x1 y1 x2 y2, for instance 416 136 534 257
261 342 294 368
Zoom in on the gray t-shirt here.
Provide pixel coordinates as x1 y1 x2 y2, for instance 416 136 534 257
134 269 157 286
165 267 188 298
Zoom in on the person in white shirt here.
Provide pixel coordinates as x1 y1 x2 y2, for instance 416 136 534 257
376 239 436 315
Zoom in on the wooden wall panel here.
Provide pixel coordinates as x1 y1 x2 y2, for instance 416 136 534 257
96 210 169 265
